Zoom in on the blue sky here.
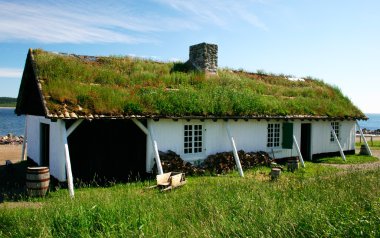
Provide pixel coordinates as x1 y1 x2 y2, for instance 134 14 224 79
0 0 379 113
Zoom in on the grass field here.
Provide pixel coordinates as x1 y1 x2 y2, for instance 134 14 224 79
1 158 379 237
316 154 379 164
356 140 380 150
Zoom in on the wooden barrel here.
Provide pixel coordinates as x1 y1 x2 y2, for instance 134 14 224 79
287 159 299 172
271 168 281 180
26 167 50 197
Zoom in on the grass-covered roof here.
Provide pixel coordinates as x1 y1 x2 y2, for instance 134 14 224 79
18 49 366 120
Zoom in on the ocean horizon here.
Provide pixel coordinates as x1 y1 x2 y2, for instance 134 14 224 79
0 107 379 136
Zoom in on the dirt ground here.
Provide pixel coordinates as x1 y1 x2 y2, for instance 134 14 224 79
0 145 22 165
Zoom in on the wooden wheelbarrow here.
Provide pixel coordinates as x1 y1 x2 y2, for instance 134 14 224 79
148 172 187 192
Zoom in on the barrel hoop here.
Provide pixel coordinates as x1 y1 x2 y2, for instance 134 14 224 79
26 178 50 183
27 186 49 190
27 170 50 174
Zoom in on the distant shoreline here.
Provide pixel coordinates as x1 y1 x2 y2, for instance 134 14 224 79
0 107 15 109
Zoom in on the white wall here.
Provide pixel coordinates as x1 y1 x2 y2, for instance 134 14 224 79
146 119 356 171
26 115 66 181
310 120 355 155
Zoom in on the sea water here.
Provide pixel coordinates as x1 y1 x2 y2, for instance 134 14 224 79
0 108 25 136
358 113 380 131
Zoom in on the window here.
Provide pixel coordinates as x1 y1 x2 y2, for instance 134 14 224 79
184 124 203 154
330 121 340 142
267 123 280 147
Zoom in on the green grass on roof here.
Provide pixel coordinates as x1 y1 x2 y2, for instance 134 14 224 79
32 49 365 118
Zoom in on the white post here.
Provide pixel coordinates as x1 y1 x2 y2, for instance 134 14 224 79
331 126 346 161
59 120 75 198
132 118 163 174
66 119 84 137
356 121 373 157
293 135 305 167
21 115 28 161
226 122 244 177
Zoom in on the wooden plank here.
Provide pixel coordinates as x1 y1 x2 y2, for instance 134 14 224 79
170 173 183 188
156 172 171 186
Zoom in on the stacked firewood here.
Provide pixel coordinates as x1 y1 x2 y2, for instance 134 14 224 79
159 151 205 175
202 150 272 174
158 150 273 175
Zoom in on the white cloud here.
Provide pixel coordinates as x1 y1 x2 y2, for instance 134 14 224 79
154 0 268 30
0 0 267 44
0 68 23 78
0 1 195 43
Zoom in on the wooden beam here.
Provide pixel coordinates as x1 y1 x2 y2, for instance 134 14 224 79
292 135 305 167
225 123 244 177
133 118 163 174
59 120 75 198
149 123 164 175
132 118 148 135
66 119 84 137
21 115 28 161
331 125 346 161
356 121 373 157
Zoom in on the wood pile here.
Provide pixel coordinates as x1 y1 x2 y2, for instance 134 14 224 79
159 151 205 175
202 150 273 174
158 150 273 175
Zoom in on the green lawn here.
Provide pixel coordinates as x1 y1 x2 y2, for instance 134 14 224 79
1 160 380 237
316 154 379 164
356 140 380 150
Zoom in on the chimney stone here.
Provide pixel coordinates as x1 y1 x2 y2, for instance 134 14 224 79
189 43 218 74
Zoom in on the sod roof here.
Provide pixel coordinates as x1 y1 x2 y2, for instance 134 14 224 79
16 49 366 120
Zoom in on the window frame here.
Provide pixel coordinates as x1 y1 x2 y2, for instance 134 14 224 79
183 122 205 156
330 121 340 142
267 123 281 148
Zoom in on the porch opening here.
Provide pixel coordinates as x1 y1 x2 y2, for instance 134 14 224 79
67 119 147 183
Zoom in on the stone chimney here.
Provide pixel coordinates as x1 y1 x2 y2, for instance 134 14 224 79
188 42 218 74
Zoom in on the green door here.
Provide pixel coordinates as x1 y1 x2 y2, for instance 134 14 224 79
282 123 293 149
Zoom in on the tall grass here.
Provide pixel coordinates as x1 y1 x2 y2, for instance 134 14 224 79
32 50 365 118
1 167 379 237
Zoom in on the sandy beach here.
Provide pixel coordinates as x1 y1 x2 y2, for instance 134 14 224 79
0 145 22 165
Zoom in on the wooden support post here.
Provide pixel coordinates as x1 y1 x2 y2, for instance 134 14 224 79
226 123 244 177
331 126 346 161
21 115 28 161
356 121 373 157
293 135 305 168
132 119 163 175
67 119 84 137
59 120 75 198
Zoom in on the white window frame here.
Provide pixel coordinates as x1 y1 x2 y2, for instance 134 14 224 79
267 123 281 148
330 121 340 142
183 122 205 156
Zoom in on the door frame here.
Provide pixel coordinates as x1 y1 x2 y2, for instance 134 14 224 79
300 123 312 160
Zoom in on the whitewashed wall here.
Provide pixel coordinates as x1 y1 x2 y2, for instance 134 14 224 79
310 120 355 155
146 119 356 171
26 115 66 181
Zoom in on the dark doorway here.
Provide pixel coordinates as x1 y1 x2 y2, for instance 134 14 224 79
301 123 311 160
68 119 147 183
40 123 50 166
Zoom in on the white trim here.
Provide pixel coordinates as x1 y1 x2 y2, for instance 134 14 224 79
331 125 346 161
226 122 244 177
181 120 206 160
59 120 75 198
